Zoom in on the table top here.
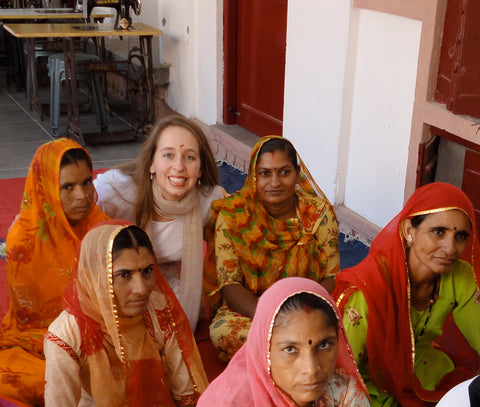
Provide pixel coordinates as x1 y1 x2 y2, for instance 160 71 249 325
0 8 113 19
3 22 162 38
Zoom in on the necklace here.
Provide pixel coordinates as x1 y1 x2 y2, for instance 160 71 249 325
413 276 439 342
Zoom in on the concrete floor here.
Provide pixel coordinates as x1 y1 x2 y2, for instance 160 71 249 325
0 63 148 179
0 61 262 180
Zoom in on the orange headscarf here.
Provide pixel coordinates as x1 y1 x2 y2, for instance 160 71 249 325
1 138 109 354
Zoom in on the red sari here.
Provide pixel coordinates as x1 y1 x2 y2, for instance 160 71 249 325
334 182 480 405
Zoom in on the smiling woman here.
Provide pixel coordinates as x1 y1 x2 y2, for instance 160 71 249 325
197 277 369 406
334 182 480 406
94 115 224 331
44 222 208 406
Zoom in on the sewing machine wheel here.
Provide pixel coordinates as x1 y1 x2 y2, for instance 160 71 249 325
127 46 152 131
132 0 141 15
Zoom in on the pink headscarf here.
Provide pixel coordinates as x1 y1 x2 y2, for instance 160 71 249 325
198 277 366 406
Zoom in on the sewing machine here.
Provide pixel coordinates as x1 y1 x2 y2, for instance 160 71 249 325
75 0 141 30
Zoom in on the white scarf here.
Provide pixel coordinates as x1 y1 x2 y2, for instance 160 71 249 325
150 182 203 331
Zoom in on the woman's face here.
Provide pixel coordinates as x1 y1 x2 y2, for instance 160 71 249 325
255 149 299 215
270 308 338 407
113 247 156 318
150 126 202 201
59 160 94 227
405 209 471 276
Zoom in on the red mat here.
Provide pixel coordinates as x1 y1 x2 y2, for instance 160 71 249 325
0 177 25 318
0 173 226 382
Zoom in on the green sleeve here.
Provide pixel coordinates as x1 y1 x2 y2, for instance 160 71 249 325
342 290 368 365
343 290 399 407
451 260 480 353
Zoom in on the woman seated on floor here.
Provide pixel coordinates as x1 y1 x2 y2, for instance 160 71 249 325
44 222 208 406
198 277 370 406
0 139 109 406
334 182 480 406
204 135 340 361
94 115 224 331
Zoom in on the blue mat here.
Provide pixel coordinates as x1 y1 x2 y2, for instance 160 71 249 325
218 161 246 194
217 162 369 270
339 233 369 270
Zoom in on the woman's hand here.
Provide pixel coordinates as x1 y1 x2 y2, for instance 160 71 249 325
221 284 259 318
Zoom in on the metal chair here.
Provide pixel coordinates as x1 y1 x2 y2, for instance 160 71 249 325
47 52 107 137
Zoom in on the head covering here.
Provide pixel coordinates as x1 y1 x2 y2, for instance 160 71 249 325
335 182 480 405
204 135 339 308
198 277 367 406
62 221 208 406
1 138 108 353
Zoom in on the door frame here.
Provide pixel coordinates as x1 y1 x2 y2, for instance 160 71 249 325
223 0 238 124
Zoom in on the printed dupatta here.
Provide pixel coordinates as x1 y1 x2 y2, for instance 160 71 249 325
62 222 208 406
335 182 480 405
1 138 108 354
204 135 339 308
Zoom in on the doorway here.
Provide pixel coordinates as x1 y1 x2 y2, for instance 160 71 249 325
223 0 287 137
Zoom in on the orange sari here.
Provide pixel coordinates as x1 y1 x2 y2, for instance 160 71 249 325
0 139 108 406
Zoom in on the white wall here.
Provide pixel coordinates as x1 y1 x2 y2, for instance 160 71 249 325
142 0 218 123
143 1 422 230
344 10 421 227
282 0 352 202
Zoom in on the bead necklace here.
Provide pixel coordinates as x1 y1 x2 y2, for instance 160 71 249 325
413 276 439 342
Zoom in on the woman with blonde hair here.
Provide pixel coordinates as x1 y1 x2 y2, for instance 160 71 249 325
95 115 224 330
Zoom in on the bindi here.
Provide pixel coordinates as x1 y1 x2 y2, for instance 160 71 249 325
308 339 312 345
180 144 185 148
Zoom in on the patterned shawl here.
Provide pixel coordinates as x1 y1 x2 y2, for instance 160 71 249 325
204 135 339 308
198 277 368 406
334 182 480 405
1 138 108 354
61 222 208 406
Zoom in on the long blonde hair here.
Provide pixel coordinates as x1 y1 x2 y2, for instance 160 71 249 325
118 115 219 229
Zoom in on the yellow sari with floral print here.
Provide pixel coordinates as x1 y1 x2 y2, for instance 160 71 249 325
204 136 339 360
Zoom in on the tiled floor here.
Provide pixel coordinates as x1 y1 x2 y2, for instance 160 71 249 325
0 65 146 179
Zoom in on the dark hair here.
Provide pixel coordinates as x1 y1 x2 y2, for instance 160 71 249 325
410 214 428 228
274 292 338 331
257 138 299 169
112 225 154 261
118 115 220 229
60 148 92 170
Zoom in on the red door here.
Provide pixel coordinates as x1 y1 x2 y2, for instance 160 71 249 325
223 0 287 136
462 149 480 236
